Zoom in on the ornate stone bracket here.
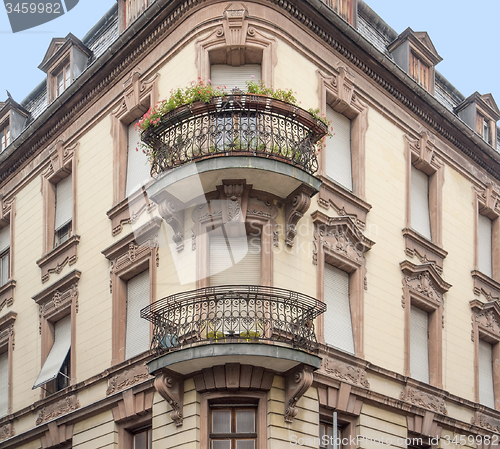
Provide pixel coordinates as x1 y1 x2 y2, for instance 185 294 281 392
158 197 185 253
284 365 314 423
154 371 184 427
285 185 315 247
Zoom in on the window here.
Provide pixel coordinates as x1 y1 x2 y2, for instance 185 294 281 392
411 166 431 240
126 120 151 197
0 225 10 286
410 305 430 384
409 52 430 91
132 427 153 449
319 422 344 449
210 64 261 91
0 351 7 417
54 175 73 247
125 270 151 360
325 106 352 191
56 64 71 97
477 113 491 144
210 234 261 286
323 264 354 354
33 314 71 393
478 213 493 278
478 339 495 408
210 405 257 449
0 124 10 152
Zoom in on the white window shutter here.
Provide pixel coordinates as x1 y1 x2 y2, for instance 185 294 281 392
126 270 151 359
411 166 432 240
0 352 8 417
478 214 493 278
54 175 72 231
33 315 71 389
126 121 151 196
323 264 354 354
325 106 352 191
0 226 9 254
410 306 430 384
478 339 495 408
210 65 262 90
210 234 261 286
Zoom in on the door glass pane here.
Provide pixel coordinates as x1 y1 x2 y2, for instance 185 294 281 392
236 410 255 433
212 410 231 433
236 441 255 449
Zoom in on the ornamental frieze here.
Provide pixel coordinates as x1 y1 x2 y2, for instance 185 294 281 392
322 358 370 388
471 412 500 433
0 423 14 442
36 395 80 425
400 387 447 415
106 363 151 396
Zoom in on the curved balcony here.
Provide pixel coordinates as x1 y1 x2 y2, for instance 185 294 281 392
141 285 326 358
141 95 327 178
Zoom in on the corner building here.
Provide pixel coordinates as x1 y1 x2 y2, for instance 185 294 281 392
1 0 500 448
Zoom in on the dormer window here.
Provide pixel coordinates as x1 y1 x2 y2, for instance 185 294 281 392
455 93 499 147
56 63 71 97
388 28 442 95
0 124 10 152
39 34 91 103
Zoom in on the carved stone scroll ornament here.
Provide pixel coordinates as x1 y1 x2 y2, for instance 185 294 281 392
106 363 150 395
158 198 184 253
154 371 184 427
471 412 500 433
36 395 80 425
284 365 314 423
400 387 447 415
285 185 315 247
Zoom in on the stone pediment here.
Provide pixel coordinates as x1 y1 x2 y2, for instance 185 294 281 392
470 299 500 340
39 33 91 73
388 27 442 66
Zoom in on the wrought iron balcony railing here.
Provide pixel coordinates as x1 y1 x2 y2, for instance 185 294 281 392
140 285 327 354
141 95 328 177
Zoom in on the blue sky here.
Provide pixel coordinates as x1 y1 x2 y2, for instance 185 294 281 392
0 0 499 109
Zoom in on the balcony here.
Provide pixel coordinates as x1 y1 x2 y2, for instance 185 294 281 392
142 286 326 375
142 95 326 200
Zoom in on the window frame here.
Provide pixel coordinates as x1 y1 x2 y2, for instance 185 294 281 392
210 405 258 449
55 62 71 98
470 299 500 410
313 211 374 358
404 132 446 271
0 122 10 153
401 261 451 388
32 270 80 397
38 140 79 284
102 218 160 365
201 391 267 449
109 70 158 237
0 312 16 417
0 198 16 310
318 411 356 449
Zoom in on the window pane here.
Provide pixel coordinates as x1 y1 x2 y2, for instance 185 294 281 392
134 431 147 449
236 410 255 433
210 64 261 90
325 106 352 191
126 270 151 359
0 254 8 285
478 339 495 409
57 72 64 96
212 410 231 433
236 441 255 449
55 175 73 231
410 306 429 384
212 441 231 449
65 65 71 87
478 214 493 277
0 352 8 417
126 120 151 196
411 166 431 240
0 225 10 254
323 264 354 354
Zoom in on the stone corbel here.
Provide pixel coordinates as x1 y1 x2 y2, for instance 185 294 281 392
40 422 73 449
284 365 314 423
46 140 78 181
223 3 248 50
330 65 355 113
112 387 154 423
158 198 184 253
406 131 442 172
478 183 500 218
285 185 315 247
154 371 184 427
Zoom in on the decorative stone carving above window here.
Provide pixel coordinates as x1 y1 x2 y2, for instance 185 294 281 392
317 382 364 416
106 363 151 396
470 299 500 342
320 357 370 388
400 386 447 415
36 395 80 425
109 69 159 236
112 387 154 423
406 412 442 441
196 3 276 85
478 183 500 218
0 423 14 442
471 411 500 433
